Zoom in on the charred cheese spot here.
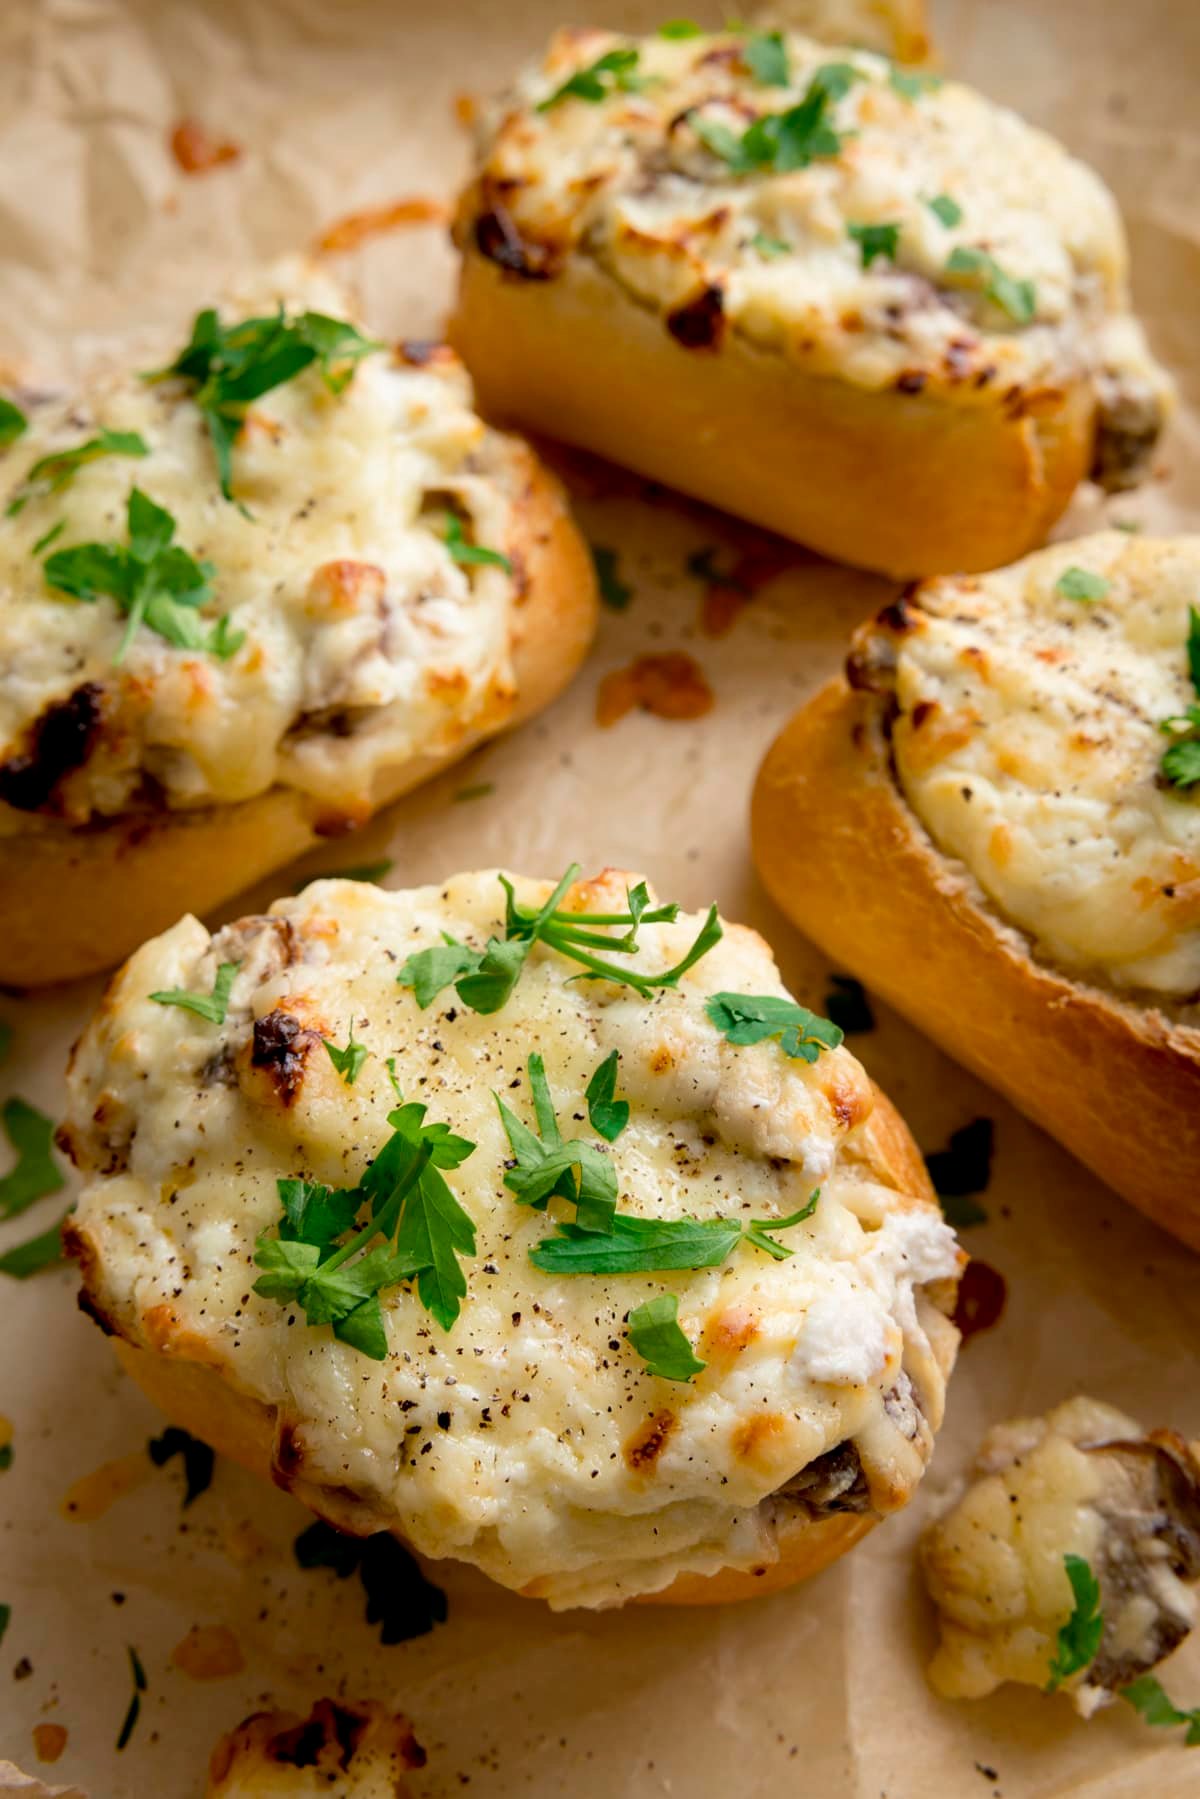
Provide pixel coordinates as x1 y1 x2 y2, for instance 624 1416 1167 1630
625 1410 677 1473
248 1008 325 1108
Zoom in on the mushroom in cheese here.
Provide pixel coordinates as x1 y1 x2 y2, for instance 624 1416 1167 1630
63 867 962 1610
921 1396 1200 1717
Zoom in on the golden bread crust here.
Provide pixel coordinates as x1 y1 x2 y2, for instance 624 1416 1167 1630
0 441 596 987
452 246 1094 580
751 676 1200 1249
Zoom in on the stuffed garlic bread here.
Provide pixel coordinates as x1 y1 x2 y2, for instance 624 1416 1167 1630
63 866 962 1609
453 25 1171 578
922 1397 1200 1730
752 531 1200 1247
0 268 596 986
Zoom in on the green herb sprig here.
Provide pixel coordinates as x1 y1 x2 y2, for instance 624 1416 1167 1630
150 960 240 1025
1055 566 1110 603
537 46 648 112
497 1053 618 1235
744 30 789 86
7 428 148 518
445 513 512 574
945 245 1036 324
253 1101 477 1353
324 1021 370 1086
628 1293 705 1381
691 62 860 174
116 1645 147 1751
705 992 843 1063
1159 605 1200 790
927 193 962 228
44 488 242 663
149 305 381 501
397 865 722 1017
0 398 27 448
530 1191 819 1275
585 1049 629 1141
0 1098 65 1220
848 221 900 267
1046 1554 1104 1692
591 543 633 610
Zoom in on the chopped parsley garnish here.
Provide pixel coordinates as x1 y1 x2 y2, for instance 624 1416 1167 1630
1159 606 1200 790
1055 566 1110 602
744 29 789 86
1045 1554 1104 1692
397 865 722 1015
927 193 963 228
537 46 647 112
328 859 394 883
149 305 381 501
691 62 859 174
147 1426 215 1508
44 488 242 663
444 512 512 575
0 1098 65 1220
116 1645 147 1751
585 1050 629 1142
888 66 943 99
0 398 27 448
824 974 875 1035
659 18 703 36
31 520 65 555
324 1021 369 1086
497 1053 617 1235
253 1102 477 1350
946 245 1036 324
7 428 148 517
848 221 900 267
591 543 633 610
1121 1675 1200 1745
705 992 843 1063
150 960 240 1025
0 1213 68 1278
295 1521 447 1642
0 1603 9 1644
530 1194 819 1274
751 230 790 259
628 1293 706 1381
926 1118 993 1229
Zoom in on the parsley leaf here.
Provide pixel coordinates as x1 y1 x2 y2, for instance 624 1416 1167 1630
537 46 647 111
253 1102 477 1350
0 1212 69 1278
0 1098 65 1220
591 543 633 610
530 1194 818 1274
585 1050 629 1142
44 487 238 662
1163 734 1200 789
150 960 240 1025
1056 566 1110 602
149 305 381 501
147 1426 215 1508
497 1054 617 1234
294 1521 447 1642
946 246 1036 324
1189 603 1200 693
1121 1675 1200 1745
888 66 943 99
7 428 148 517
1158 608 1200 789
744 30 789 86
706 992 844 1063
1045 1554 1104 1692
324 1021 369 1086
31 520 65 555
659 18 703 36
751 230 790 259
628 1293 706 1381
848 221 900 267
824 974 874 1034
0 398 27 448
444 512 512 574
692 62 858 174
116 1645 147 1751
398 866 721 1016
927 192 963 228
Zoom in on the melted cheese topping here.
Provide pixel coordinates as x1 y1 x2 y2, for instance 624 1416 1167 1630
874 533 1200 1002
66 869 960 1608
921 1396 1200 1714
471 27 1170 418
0 267 523 826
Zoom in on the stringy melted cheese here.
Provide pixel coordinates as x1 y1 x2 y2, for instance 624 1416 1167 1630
0 267 521 826
65 869 960 1608
471 27 1170 414
883 532 1200 1001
